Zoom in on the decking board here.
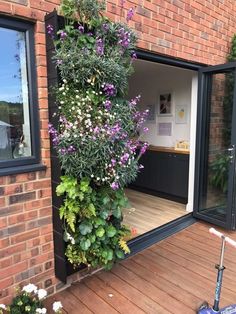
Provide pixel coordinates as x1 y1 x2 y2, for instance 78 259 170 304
45 222 236 313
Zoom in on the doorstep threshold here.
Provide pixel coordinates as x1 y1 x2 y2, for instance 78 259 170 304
127 213 197 257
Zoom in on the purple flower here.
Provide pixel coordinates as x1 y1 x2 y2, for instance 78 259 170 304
96 38 104 56
117 27 131 49
67 145 76 153
104 100 112 110
126 8 135 22
47 24 54 38
102 23 109 32
93 126 100 134
129 95 141 107
143 127 149 133
102 83 117 97
120 153 129 164
59 145 76 155
140 142 149 155
56 59 63 66
48 123 59 146
87 32 93 37
60 31 67 40
78 25 84 33
111 158 116 166
111 182 119 190
131 51 137 60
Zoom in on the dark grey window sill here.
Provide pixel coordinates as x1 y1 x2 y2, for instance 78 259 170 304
0 163 46 177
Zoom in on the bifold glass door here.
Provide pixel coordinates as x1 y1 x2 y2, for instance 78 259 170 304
194 63 236 229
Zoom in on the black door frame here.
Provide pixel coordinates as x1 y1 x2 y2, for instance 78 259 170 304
193 62 236 230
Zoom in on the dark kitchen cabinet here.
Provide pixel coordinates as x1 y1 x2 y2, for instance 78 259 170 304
133 150 189 202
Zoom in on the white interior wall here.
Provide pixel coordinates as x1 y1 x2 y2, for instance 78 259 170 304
128 60 194 147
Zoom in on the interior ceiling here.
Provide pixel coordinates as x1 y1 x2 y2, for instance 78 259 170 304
133 58 195 77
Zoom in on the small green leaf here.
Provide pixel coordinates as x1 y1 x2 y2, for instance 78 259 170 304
116 250 125 259
96 226 105 238
106 225 117 237
107 249 114 261
80 238 91 251
100 210 109 219
112 207 122 219
79 221 93 235
94 217 105 227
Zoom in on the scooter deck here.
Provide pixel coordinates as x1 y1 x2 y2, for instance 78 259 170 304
198 304 236 314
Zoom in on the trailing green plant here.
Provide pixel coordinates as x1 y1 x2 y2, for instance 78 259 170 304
48 0 148 269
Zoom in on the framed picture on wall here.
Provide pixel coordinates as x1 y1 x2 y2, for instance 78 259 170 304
158 122 172 136
158 93 172 116
175 105 188 124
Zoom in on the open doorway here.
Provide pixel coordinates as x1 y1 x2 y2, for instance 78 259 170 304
124 57 198 237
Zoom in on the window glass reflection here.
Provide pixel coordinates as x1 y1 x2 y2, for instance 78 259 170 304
0 27 31 161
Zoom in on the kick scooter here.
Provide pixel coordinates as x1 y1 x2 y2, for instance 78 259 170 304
198 228 236 313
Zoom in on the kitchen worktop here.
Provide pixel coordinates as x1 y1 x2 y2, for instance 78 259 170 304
148 145 190 155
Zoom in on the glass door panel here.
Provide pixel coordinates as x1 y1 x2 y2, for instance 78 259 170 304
194 64 236 229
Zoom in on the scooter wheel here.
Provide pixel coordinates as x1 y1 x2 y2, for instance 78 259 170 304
197 301 209 312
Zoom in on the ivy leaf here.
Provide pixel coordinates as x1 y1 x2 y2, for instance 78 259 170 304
80 238 91 251
79 221 93 235
106 225 117 237
96 226 105 238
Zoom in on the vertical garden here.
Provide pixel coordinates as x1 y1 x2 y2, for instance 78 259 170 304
48 0 148 270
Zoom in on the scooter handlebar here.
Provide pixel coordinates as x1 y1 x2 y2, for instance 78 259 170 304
209 228 236 248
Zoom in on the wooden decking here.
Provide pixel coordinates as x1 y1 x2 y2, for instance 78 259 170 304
46 222 236 313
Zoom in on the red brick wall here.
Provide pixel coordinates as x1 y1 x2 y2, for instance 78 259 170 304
107 0 236 65
0 0 236 304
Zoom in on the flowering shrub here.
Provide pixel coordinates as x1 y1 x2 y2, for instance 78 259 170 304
0 284 62 314
48 0 148 269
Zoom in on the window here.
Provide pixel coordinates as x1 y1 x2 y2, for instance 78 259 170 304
0 17 43 175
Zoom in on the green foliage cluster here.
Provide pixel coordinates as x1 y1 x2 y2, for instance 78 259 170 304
60 0 106 21
56 176 130 269
8 294 41 314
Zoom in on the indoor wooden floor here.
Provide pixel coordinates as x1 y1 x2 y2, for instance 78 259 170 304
45 222 236 313
123 189 187 235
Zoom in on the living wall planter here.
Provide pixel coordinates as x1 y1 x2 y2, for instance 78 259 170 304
45 6 140 282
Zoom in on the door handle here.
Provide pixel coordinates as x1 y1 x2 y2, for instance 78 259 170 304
228 145 235 163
